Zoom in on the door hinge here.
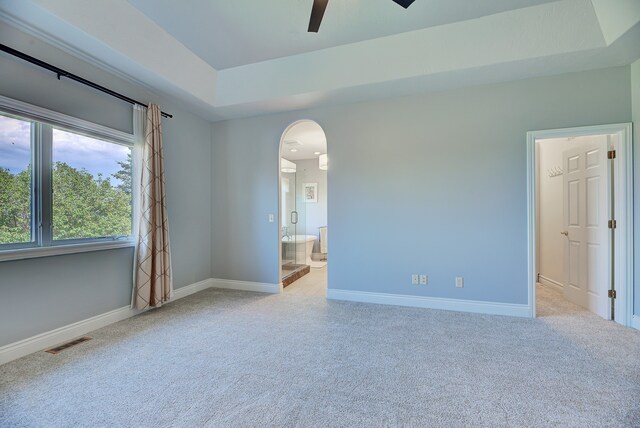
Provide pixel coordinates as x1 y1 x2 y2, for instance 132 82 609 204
607 150 616 159
608 219 617 229
608 289 616 299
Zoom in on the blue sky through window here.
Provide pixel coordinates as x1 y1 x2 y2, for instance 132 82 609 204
0 115 31 174
52 128 130 186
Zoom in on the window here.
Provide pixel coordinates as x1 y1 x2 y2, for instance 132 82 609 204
0 96 135 259
52 128 132 241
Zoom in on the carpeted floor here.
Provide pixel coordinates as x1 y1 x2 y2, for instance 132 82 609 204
1 284 639 427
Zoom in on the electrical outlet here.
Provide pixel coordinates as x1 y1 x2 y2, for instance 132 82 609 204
420 275 428 285
456 277 464 288
411 274 419 285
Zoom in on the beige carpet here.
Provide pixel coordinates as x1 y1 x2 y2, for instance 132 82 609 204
1 283 639 427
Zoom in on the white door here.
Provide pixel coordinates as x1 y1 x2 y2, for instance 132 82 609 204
562 139 610 319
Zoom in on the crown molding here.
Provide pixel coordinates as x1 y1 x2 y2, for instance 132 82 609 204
0 10 162 100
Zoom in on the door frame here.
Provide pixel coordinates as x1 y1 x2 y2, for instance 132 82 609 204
277 119 328 288
526 123 633 326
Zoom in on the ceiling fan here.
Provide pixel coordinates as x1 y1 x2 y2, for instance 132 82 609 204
308 0 416 33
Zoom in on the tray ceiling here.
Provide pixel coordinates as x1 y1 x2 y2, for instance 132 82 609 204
0 0 638 121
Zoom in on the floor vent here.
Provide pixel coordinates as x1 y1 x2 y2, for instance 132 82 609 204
46 337 92 354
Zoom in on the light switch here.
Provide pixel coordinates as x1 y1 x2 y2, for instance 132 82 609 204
268 214 274 223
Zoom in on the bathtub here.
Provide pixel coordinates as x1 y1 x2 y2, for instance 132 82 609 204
282 235 316 266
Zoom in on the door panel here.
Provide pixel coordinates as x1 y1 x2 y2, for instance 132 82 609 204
568 155 580 172
562 140 610 319
586 149 599 168
586 177 599 226
568 241 579 288
586 243 599 294
568 180 579 226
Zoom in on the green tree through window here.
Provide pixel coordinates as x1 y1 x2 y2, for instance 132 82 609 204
112 152 132 195
52 161 132 240
0 162 132 244
0 165 31 244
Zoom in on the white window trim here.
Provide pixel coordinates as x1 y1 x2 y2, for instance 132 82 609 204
0 239 136 262
0 95 137 262
0 95 134 145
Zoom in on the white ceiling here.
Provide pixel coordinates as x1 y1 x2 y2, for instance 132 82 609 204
281 121 327 161
125 0 557 70
0 0 639 121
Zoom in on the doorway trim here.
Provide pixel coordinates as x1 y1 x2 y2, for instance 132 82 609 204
526 123 633 326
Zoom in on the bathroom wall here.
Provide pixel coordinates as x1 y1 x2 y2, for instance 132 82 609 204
294 159 327 253
211 66 632 304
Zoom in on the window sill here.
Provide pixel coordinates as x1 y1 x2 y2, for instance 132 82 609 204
0 240 136 263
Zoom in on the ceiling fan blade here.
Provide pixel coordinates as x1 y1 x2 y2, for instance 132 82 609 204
392 0 416 8
308 0 329 33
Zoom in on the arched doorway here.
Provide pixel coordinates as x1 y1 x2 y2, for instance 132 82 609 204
278 120 328 293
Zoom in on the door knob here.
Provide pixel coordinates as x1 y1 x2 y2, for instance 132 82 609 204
560 231 568 236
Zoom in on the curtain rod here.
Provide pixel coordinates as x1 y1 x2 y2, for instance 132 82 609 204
0 43 173 119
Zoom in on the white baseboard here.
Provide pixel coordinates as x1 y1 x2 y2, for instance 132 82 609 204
538 275 563 292
632 315 640 331
326 289 530 318
173 278 214 299
1 278 531 365
210 278 282 294
0 305 136 366
0 277 213 366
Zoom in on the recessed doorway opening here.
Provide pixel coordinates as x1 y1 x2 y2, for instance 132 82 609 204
278 120 328 295
527 123 633 325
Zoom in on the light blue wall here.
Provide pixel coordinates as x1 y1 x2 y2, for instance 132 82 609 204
0 24 212 346
632 58 640 318
1 20 636 347
211 67 632 305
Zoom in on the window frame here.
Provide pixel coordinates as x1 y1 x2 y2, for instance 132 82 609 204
0 95 136 262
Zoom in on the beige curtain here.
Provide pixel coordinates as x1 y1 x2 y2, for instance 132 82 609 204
134 104 172 310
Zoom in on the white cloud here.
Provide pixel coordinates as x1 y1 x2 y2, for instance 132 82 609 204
53 129 130 182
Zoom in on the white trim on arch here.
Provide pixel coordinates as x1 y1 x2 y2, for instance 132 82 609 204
526 123 633 326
